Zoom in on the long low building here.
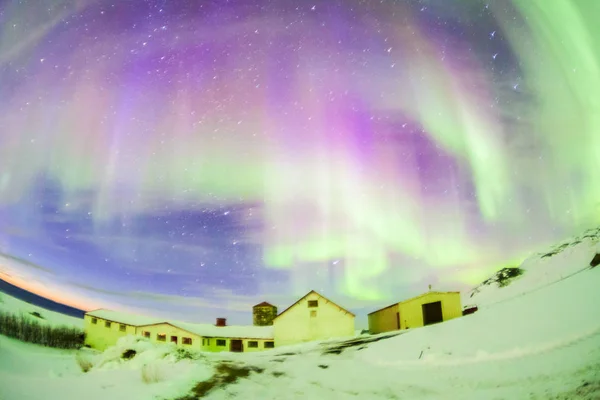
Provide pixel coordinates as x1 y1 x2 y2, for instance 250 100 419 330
85 290 356 352
368 291 462 334
84 309 273 352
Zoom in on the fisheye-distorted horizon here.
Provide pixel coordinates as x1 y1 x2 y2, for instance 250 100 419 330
0 0 599 325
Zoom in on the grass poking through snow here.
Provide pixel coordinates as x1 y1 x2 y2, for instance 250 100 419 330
75 351 94 373
173 362 265 399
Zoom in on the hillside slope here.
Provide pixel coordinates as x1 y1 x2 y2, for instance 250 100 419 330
465 227 600 308
0 291 83 329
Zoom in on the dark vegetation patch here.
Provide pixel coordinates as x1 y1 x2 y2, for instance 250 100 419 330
470 267 525 297
174 363 265 399
122 349 137 360
590 253 600 268
175 347 201 361
318 364 329 369
321 332 402 355
0 310 84 349
29 311 44 319
272 371 285 377
541 227 600 259
270 353 294 363
546 380 600 399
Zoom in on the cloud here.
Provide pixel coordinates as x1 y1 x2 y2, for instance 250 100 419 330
0 252 55 274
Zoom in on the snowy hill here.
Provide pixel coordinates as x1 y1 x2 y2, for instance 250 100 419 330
0 290 83 329
465 227 600 308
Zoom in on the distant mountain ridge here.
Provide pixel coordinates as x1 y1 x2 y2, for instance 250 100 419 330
0 278 85 319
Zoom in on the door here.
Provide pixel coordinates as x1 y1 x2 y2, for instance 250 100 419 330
396 312 400 329
422 301 443 325
230 339 243 352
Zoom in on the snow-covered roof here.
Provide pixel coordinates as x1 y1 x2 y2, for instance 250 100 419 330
85 309 274 339
253 301 275 308
274 290 355 320
85 309 163 326
166 321 273 339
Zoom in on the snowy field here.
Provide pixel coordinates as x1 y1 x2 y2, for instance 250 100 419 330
1 237 599 399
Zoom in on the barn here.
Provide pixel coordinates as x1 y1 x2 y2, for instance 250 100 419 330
273 290 355 347
368 291 462 334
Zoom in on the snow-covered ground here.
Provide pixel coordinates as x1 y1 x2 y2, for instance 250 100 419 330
1 235 599 400
465 228 600 309
0 291 83 329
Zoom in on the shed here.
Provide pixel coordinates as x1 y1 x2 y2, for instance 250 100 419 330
368 291 462 334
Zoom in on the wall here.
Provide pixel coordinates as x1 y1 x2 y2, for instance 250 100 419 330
136 323 202 349
138 323 274 353
201 336 274 353
84 314 136 351
85 316 275 353
398 292 462 329
368 304 400 334
273 292 355 347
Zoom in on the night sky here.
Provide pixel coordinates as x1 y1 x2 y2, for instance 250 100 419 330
0 0 598 327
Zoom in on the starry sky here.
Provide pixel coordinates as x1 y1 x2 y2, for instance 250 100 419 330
0 0 599 327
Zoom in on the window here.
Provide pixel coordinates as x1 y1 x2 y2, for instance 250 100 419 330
105 321 111 328
182 337 192 345
308 300 318 308
248 341 258 348
171 335 178 344
157 333 166 342
91 317 97 324
119 324 126 332
216 339 226 347
310 310 317 318
143 331 150 338
264 341 274 348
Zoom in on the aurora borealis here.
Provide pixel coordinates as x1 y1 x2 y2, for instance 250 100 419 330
0 0 599 325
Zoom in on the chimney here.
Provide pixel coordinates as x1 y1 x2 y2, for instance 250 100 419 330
216 318 226 327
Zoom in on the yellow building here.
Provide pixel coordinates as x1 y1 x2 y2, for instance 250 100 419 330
84 309 160 351
273 290 355 347
368 291 462 334
84 309 273 352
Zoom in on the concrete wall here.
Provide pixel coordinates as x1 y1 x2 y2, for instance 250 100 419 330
368 304 400 334
84 314 135 351
273 292 355 347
